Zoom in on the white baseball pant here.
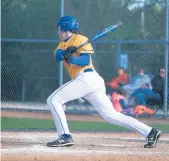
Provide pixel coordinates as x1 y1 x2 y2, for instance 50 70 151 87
47 70 152 138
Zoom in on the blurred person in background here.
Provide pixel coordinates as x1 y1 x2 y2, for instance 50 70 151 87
106 67 129 93
121 68 152 105
106 67 132 114
146 68 166 106
129 68 167 115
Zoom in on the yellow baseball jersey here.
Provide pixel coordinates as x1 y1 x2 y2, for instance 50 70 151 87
54 34 94 79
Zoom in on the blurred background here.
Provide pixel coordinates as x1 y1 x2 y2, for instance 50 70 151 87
1 0 169 117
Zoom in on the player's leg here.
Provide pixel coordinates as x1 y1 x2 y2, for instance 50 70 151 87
84 92 151 136
84 91 161 148
46 77 94 147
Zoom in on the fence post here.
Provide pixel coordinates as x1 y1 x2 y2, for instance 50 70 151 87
115 41 121 68
21 79 26 101
164 0 169 117
58 0 64 87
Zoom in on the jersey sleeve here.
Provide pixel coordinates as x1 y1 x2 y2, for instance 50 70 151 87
77 36 94 55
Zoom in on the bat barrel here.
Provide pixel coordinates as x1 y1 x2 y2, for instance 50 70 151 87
92 21 123 42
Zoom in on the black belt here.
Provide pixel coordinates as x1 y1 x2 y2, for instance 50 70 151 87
84 68 93 73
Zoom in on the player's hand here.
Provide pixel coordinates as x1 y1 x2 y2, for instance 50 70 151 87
63 50 73 62
63 46 77 62
66 46 77 53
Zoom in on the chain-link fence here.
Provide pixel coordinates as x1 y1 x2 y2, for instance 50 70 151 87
1 0 169 116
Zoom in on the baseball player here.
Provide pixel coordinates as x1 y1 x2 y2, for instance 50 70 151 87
47 16 161 148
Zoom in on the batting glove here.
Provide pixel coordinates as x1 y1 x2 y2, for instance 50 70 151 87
66 46 77 53
63 46 77 62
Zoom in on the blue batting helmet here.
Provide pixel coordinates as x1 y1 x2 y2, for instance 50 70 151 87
57 16 79 32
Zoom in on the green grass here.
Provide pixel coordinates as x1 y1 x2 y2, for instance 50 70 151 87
1 117 169 132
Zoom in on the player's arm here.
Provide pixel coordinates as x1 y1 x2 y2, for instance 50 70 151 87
54 42 66 61
65 39 94 66
62 36 94 65
55 47 90 66
55 49 65 61
68 53 90 66
58 45 92 66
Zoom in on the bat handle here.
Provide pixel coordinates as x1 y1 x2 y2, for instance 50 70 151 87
77 41 89 49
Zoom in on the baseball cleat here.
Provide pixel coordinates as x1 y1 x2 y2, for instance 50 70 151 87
144 128 161 148
47 134 74 147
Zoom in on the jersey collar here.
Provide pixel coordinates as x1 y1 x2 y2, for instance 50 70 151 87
64 34 75 42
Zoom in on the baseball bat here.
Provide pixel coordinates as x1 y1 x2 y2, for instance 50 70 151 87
77 21 123 50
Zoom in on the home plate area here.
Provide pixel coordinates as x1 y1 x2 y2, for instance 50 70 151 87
1 132 169 161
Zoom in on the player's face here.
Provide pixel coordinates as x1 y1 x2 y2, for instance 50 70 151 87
57 27 67 41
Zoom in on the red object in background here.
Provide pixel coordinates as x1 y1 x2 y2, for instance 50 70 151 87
111 92 125 112
107 72 129 89
134 105 155 115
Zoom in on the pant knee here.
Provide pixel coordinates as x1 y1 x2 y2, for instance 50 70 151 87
47 95 58 106
47 94 64 107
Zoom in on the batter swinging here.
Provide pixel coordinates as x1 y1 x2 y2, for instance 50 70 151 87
47 16 161 148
